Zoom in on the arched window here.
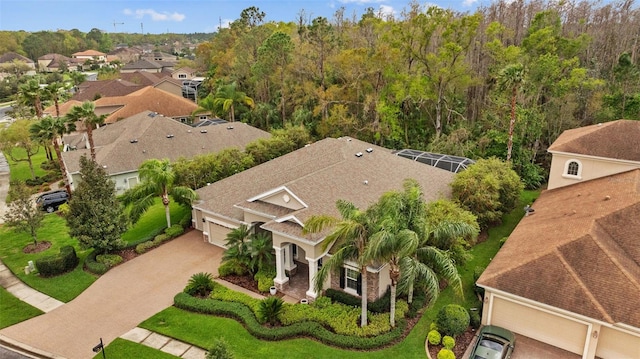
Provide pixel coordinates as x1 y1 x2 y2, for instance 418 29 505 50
563 159 582 179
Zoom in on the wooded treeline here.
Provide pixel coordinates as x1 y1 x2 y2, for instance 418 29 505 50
193 0 639 187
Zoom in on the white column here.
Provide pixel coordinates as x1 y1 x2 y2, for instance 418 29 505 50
274 246 288 285
284 244 297 271
306 257 319 299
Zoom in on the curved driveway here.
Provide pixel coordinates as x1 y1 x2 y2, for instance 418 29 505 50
0 230 222 359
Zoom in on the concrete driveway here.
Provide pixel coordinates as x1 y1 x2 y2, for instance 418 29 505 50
0 230 223 359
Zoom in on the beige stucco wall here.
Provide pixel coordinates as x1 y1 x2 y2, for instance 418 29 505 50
154 82 182 98
548 152 640 190
194 209 240 248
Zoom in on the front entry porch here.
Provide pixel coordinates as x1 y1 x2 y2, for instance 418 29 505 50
279 261 309 301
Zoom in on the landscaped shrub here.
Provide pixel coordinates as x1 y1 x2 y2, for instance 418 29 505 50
218 259 247 277
173 292 406 350
428 330 442 345
468 308 481 329
135 241 156 254
325 288 361 307
35 245 79 277
96 254 123 268
206 338 234 359
442 335 455 350
436 304 470 337
84 250 109 274
165 224 184 238
184 272 215 297
254 267 276 292
210 282 261 314
437 348 456 359
258 296 284 326
153 233 170 244
430 322 439 331
407 290 428 318
473 266 486 298
179 212 192 229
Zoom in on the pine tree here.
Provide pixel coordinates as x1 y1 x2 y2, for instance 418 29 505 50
66 155 127 253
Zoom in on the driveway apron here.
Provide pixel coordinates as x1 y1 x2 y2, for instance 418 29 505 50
0 230 222 359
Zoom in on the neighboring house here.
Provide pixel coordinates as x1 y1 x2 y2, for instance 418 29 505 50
171 67 196 80
142 51 178 63
119 70 165 86
547 120 640 190
72 50 107 62
61 110 270 194
120 59 174 73
42 99 83 118
37 53 80 72
0 52 36 77
71 79 143 101
192 137 456 301
477 120 640 359
107 46 142 64
91 86 201 124
153 77 184 99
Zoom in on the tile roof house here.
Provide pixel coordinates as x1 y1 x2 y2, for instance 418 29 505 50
119 70 165 86
72 50 107 62
477 120 640 359
0 52 36 77
192 137 455 301
61 110 270 194
37 53 81 72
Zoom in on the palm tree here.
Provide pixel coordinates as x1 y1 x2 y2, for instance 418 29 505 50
303 200 377 327
66 101 106 161
497 63 526 161
29 116 76 195
18 79 44 118
44 81 66 118
120 158 197 228
212 82 255 122
222 224 253 270
192 93 219 118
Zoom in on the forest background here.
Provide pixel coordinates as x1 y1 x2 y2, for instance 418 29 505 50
1 0 639 188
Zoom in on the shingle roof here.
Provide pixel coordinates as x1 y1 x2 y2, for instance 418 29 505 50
122 59 173 70
72 50 106 57
61 110 270 175
477 169 640 328
195 137 455 240
92 86 199 124
42 100 83 117
119 71 163 86
71 79 144 101
0 52 34 63
547 120 640 162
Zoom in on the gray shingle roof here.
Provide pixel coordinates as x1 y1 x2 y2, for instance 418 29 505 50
61 111 270 175
195 137 455 240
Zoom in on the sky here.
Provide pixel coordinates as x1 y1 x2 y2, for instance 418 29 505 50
0 0 483 34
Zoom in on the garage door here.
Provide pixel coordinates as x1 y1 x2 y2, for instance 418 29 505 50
491 296 588 355
205 222 231 248
596 326 640 359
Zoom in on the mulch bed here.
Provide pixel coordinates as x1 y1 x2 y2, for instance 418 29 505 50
23 241 52 254
427 327 477 358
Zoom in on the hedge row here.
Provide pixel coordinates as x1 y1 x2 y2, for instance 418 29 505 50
173 292 406 350
135 225 185 254
35 246 79 277
85 249 109 275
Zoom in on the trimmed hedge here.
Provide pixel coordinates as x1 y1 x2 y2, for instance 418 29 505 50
85 250 109 274
174 292 406 350
436 304 470 337
427 330 442 345
437 348 455 359
96 254 123 268
324 287 392 314
442 335 455 350
254 267 276 293
35 246 79 277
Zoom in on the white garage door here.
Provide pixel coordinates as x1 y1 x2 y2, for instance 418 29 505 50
596 326 640 359
491 296 588 355
206 222 231 248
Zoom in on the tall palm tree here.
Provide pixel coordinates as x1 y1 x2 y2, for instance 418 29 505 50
192 93 219 118
497 63 526 161
44 81 66 118
212 82 255 122
29 116 76 195
120 158 197 228
66 101 106 161
18 79 44 118
303 200 377 327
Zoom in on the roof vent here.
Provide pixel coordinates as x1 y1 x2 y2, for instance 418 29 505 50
102 165 107 169
166 134 174 138
130 139 138 143
355 152 363 157
604 195 611 201
187 130 192 133
200 129 207 133
148 112 157 117
227 126 234 130
363 180 368 185
347 138 352 142
366 148 373 153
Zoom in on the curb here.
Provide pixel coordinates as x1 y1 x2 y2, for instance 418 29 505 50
0 334 66 359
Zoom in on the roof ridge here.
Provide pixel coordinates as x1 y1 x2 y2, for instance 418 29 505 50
591 220 640 290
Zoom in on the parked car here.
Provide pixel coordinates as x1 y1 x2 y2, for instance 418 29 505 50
36 190 69 213
469 325 515 359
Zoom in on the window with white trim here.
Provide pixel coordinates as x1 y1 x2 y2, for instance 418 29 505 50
563 159 582 179
345 268 359 292
178 73 187 79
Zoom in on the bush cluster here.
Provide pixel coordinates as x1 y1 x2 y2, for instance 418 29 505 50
84 250 109 274
165 224 185 238
442 335 455 350
218 259 247 277
35 246 79 277
134 226 182 254
254 267 276 292
324 288 395 314
173 292 406 350
437 348 456 359
207 338 234 359
96 254 123 268
436 304 470 337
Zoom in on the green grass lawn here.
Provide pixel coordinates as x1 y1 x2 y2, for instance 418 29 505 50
108 190 541 358
0 286 43 329
121 198 190 244
4 147 50 182
92 338 178 359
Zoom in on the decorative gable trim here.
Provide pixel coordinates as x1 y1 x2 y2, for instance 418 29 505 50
275 215 304 227
247 185 308 209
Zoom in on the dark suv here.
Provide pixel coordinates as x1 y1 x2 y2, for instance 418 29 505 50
36 190 69 213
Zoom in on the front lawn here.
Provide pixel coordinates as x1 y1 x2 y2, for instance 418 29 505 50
4 147 50 183
0 286 43 329
120 198 191 244
92 338 178 359
108 190 540 358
